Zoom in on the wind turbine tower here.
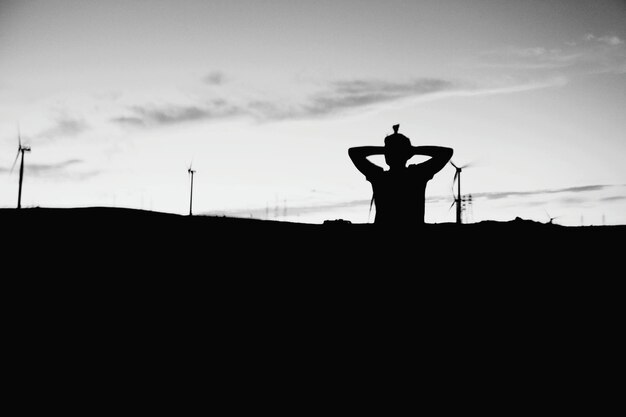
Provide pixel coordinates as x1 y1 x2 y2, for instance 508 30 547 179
10 127 31 209
188 164 196 216
450 161 467 224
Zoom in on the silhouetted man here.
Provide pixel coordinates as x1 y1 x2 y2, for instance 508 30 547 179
349 124 453 225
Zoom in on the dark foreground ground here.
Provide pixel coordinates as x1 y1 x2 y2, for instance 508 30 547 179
3 207 623 408
3 206 622 305
3 206 622 270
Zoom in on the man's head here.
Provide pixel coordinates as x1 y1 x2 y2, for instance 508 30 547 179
384 124 412 169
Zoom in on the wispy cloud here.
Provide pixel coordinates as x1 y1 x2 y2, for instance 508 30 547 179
35 117 89 140
480 47 582 69
135 105 213 124
25 159 82 175
112 100 243 127
471 184 613 200
203 71 227 86
600 195 626 202
252 75 572 121
301 78 458 117
247 100 296 120
110 116 146 127
559 196 586 205
114 78 463 125
444 76 568 98
1 159 98 180
246 78 460 120
249 77 555 121
479 34 626 74
301 184 617 206
111 71 575 126
584 34 624 46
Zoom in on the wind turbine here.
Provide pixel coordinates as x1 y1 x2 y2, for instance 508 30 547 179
10 126 31 209
545 210 561 225
187 163 196 216
449 160 471 224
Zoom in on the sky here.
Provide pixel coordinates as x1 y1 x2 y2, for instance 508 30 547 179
1 0 625 225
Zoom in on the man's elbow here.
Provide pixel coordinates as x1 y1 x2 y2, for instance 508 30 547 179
444 147 454 160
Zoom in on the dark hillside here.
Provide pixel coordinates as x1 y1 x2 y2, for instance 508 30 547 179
3 207 621 404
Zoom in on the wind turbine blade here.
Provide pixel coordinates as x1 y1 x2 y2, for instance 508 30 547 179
18 124 22 148
451 172 458 195
449 200 456 211
9 150 20 175
450 161 458 169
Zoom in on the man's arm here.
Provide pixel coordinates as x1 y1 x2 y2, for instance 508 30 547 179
348 146 385 178
410 146 454 176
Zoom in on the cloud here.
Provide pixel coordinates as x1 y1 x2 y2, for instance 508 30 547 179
584 34 623 46
111 72 574 127
35 117 89 140
110 116 145 127
514 47 548 57
112 101 243 127
463 183 599 202
248 78 463 120
25 159 82 175
448 76 568 97
302 78 458 117
260 76 571 120
559 196 586 205
134 105 211 124
115 78 462 125
472 184 612 200
0 158 98 180
480 34 626 74
247 100 297 120
558 185 612 193
434 184 626 212
480 47 582 70
102 33 624 129
580 34 626 74
203 71 226 85
599 36 624 46
600 195 626 202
